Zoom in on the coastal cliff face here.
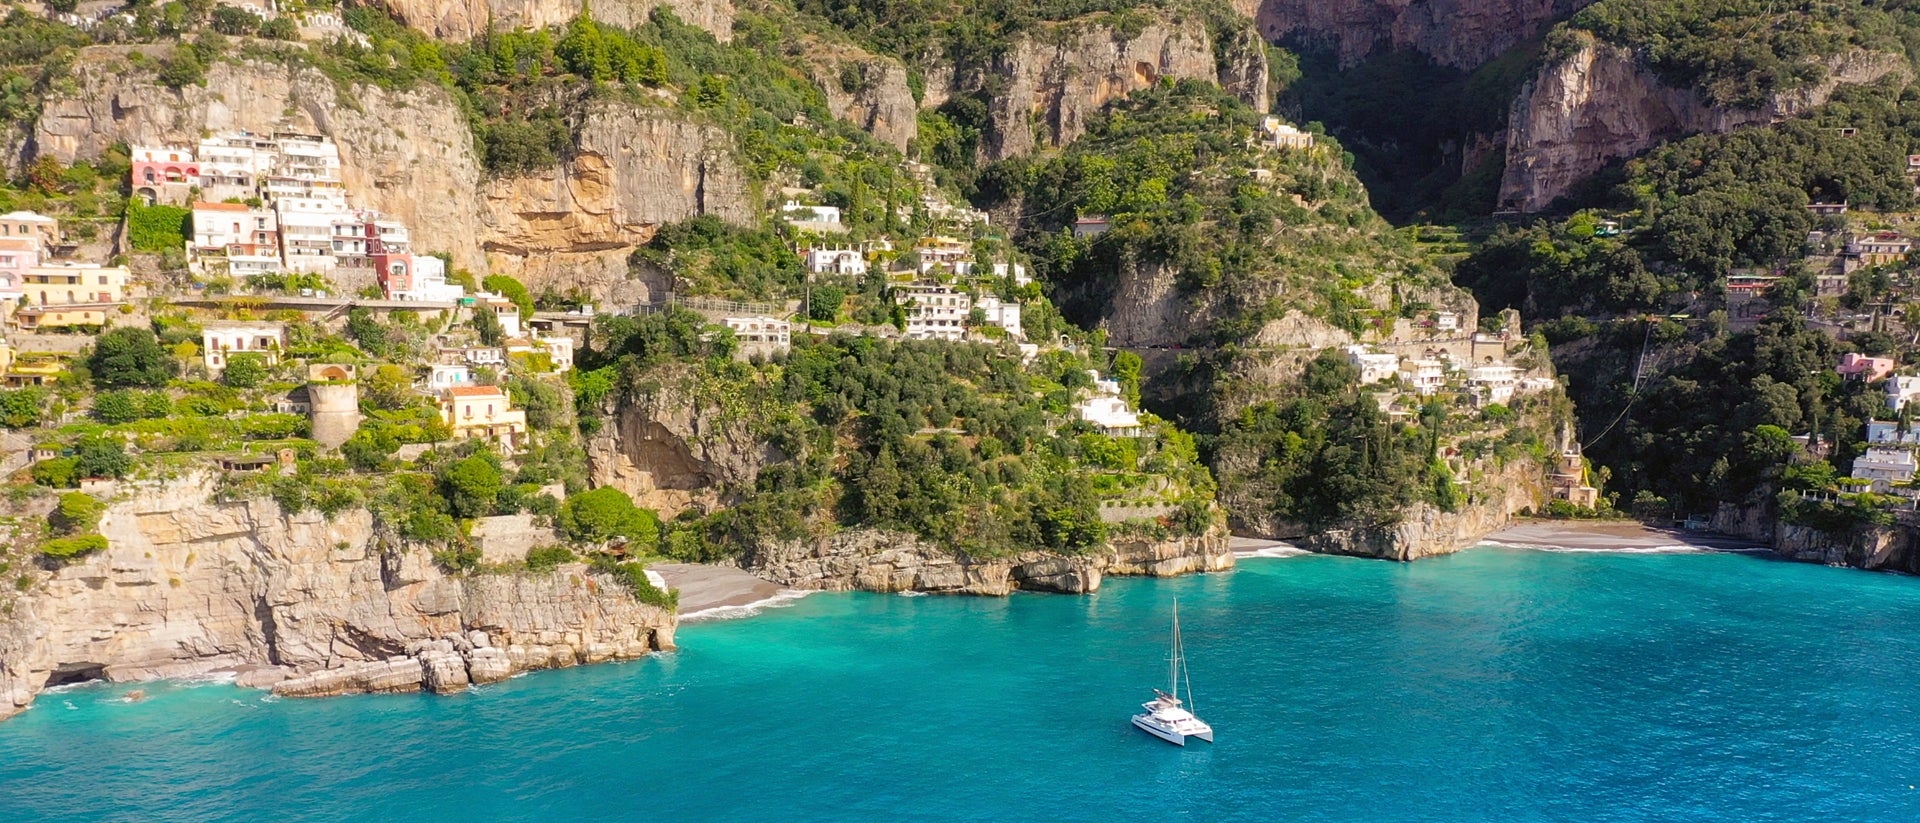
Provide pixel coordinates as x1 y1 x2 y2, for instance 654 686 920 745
584 372 779 517
1253 0 1589 68
30 50 759 298
967 19 1270 161
1234 456 1549 561
808 53 920 152
745 527 1234 595
1499 42 1909 212
34 52 491 273
377 0 734 42
480 101 755 300
0 474 675 722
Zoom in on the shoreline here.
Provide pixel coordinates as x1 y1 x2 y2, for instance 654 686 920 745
1480 520 1766 554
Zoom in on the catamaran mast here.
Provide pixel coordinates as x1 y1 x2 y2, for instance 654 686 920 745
1170 599 1181 701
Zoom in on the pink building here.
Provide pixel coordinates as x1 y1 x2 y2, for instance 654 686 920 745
130 146 200 201
1837 352 1897 383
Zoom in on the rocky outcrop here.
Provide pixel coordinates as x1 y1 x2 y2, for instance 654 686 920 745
34 50 490 273
744 527 1234 595
1499 42 1910 212
30 49 760 301
480 101 754 301
585 369 780 516
964 19 1270 161
1253 0 1588 69
0 473 674 721
806 51 921 152
1234 457 1548 561
377 0 734 42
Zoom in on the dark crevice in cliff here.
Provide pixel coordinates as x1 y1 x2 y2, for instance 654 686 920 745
1277 37 1544 223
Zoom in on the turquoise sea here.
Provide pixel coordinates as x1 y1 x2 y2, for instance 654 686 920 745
5 547 1920 821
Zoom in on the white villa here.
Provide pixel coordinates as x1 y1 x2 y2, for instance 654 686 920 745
1344 345 1400 384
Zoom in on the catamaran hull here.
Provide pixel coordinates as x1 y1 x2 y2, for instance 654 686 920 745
1132 715 1212 745
1133 715 1187 746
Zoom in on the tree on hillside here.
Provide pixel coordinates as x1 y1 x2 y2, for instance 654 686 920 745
73 436 131 479
558 486 659 548
222 352 268 388
89 328 175 388
440 454 504 519
481 274 535 318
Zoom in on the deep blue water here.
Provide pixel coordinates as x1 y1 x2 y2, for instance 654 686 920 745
5 547 1920 821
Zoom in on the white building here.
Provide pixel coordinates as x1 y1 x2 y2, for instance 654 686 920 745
1888 376 1920 412
803 246 867 277
1853 446 1917 489
724 316 792 354
201 321 288 371
893 283 971 341
1436 311 1460 332
974 294 1023 338
538 335 575 372
1258 117 1314 150
1089 370 1122 397
391 254 464 302
1865 420 1920 445
1468 364 1521 405
782 201 846 233
1077 396 1144 438
428 363 473 390
275 197 351 273
195 133 271 202
991 261 1033 287
1344 345 1400 384
193 202 278 251
1400 359 1445 395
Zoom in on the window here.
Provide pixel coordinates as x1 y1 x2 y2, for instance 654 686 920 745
97 276 107 285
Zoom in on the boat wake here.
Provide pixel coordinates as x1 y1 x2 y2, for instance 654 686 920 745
679 589 813 622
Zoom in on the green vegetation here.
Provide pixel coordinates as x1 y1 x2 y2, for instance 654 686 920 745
39 533 106 560
89 328 176 389
981 80 1434 344
126 202 191 252
558 487 661 548
1566 0 1910 108
49 492 101 535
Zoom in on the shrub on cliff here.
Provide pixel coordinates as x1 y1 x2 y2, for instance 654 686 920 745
524 545 575 572
222 353 268 389
126 202 190 253
440 454 505 520
40 534 107 561
50 492 102 535
30 457 77 488
73 436 131 480
559 487 661 549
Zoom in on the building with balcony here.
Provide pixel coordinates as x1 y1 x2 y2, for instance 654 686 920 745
24 263 127 306
439 385 528 448
201 321 288 371
893 282 971 341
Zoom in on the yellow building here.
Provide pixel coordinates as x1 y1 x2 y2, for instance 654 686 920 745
3 356 65 387
12 305 113 331
438 385 527 448
24 262 128 307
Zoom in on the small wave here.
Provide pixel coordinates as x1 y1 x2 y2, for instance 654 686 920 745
173 671 240 686
680 589 813 622
896 590 928 597
62 701 76 710
1481 539 1750 554
1234 542 1310 559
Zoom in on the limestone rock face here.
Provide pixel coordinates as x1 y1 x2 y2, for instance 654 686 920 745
585 368 779 517
1499 43 1910 212
1253 0 1588 69
809 55 920 151
968 19 1270 162
745 527 1233 595
28 50 759 304
0 474 675 721
34 52 489 273
480 102 754 301
377 0 734 42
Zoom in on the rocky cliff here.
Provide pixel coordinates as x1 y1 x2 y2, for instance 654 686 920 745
584 370 779 517
0 474 675 722
805 49 921 152
1499 41 1910 212
29 49 758 299
480 100 755 301
34 50 492 273
962 18 1270 161
1232 455 1549 561
377 0 734 42
745 526 1234 595
1253 0 1589 68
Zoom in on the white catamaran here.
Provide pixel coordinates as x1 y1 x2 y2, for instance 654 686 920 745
1131 599 1214 746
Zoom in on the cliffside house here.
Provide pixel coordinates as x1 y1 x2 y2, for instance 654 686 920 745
803 246 867 277
1468 364 1522 406
24 262 127 307
1865 420 1920 445
1258 117 1315 150
439 385 528 448
1847 232 1913 267
1888 375 1920 412
1399 359 1446 396
1071 215 1111 238
893 282 971 341
1838 352 1897 383
200 321 288 371
1807 202 1850 216
428 363 473 390
781 201 846 233
973 294 1023 338
192 202 276 254
1852 446 1918 491
990 262 1033 287
538 335 575 373
130 144 200 205
1550 440 1602 509
1344 345 1400 384
723 316 792 356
